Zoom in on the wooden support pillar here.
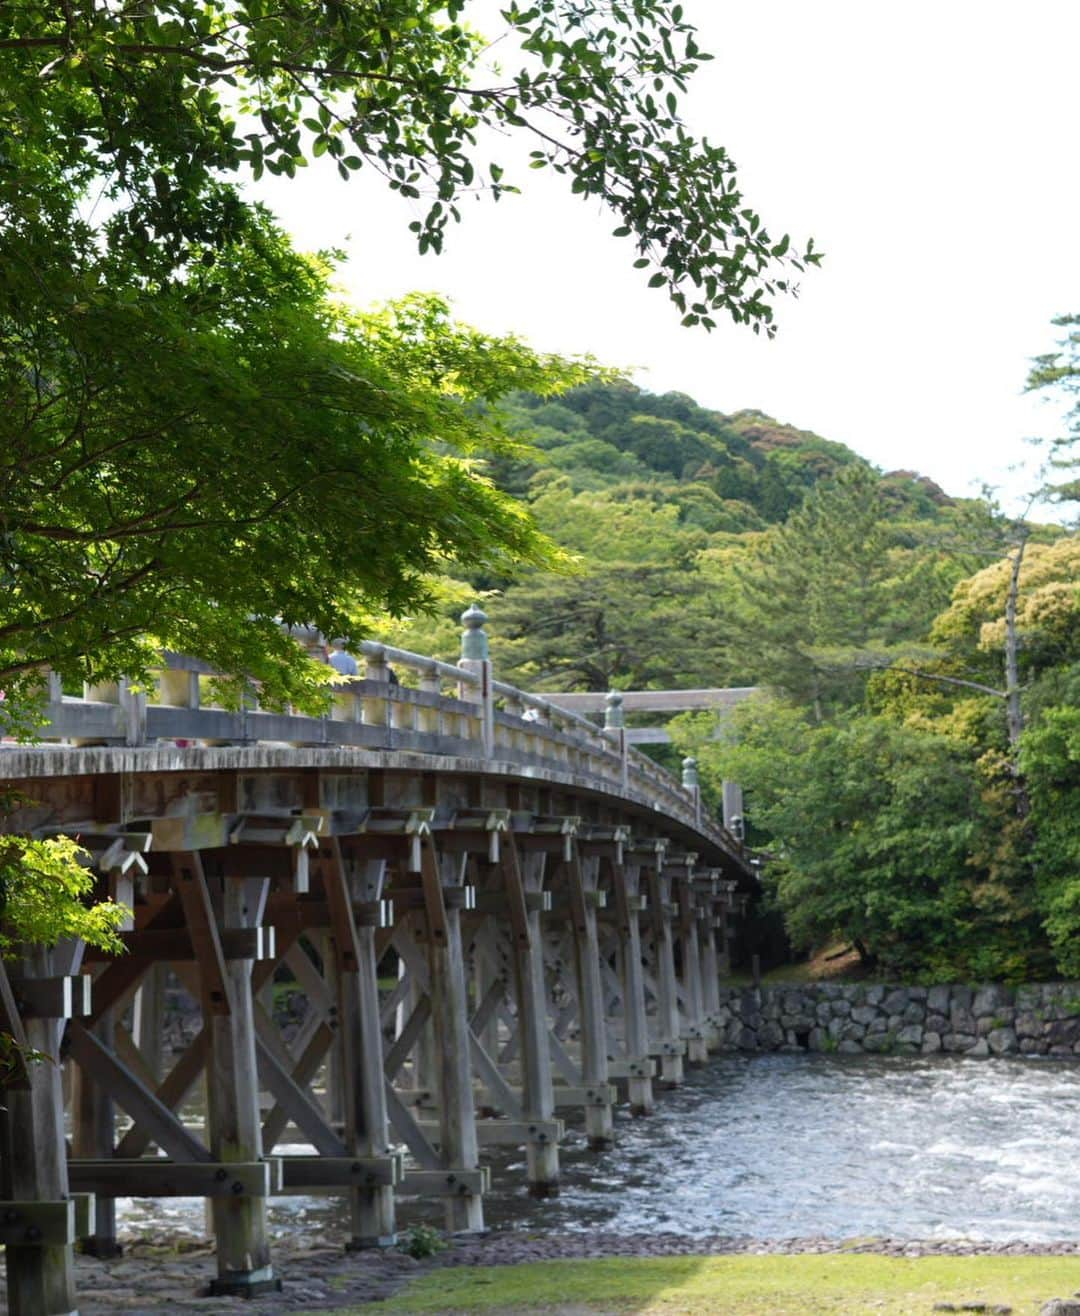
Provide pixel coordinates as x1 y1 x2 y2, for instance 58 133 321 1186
72 984 121 1258
645 861 684 1089
565 848 613 1150
699 891 723 1051
422 838 483 1231
0 949 78 1316
325 846 397 1249
717 895 733 977
132 964 165 1087
173 855 279 1297
611 859 654 1116
408 913 438 1108
503 839 559 1196
321 932 346 1132
472 953 500 1074
676 876 708 1065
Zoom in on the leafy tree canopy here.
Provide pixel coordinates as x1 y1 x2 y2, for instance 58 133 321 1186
0 206 596 726
1 0 818 333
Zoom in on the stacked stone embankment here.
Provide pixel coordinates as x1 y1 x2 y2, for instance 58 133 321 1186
714 982 1080 1057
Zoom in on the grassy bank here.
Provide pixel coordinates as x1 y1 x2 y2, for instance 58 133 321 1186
315 1253 1080 1315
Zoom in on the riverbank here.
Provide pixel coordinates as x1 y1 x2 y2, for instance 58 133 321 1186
711 982 1080 1056
20 1231 1080 1315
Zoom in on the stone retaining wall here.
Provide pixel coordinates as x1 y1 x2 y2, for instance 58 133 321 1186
713 982 1080 1057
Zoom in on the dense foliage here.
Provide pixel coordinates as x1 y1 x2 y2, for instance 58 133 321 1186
0 0 816 331
393 362 1079 982
392 380 973 693
1 207 594 721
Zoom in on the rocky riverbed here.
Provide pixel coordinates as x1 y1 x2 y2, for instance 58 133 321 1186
5 1229 1078 1316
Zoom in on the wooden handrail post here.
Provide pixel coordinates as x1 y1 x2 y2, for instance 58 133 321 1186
605 692 628 790
682 758 701 827
722 780 744 845
458 603 494 757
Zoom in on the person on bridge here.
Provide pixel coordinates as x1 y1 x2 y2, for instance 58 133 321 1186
327 637 359 677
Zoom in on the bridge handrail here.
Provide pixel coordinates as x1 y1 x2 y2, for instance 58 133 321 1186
15 616 739 855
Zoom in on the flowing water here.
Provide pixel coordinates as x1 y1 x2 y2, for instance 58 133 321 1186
118 1053 1080 1243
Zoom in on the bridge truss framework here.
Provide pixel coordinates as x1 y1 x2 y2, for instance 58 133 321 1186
0 616 752 1314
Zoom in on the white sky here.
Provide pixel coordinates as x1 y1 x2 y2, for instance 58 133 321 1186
255 1 1080 510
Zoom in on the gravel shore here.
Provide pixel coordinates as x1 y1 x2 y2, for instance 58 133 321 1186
4 1229 1075 1316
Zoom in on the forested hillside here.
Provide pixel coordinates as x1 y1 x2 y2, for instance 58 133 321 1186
392 380 974 693
390 368 1080 985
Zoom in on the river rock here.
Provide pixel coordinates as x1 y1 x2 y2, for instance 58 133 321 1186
851 1006 879 1026
1048 1018 1080 1046
1039 1301 1080 1316
950 1006 977 1034
837 1040 863 1054
896 1024 923 1046
973 984 1011 1015
987 1027 1017 1054
865 985 886 1006
882 988 910 1014
927 984 952 1013
922 1031 943 1053
978 1010 1015 1036
863 1034 893 1053
968 1038 990 1057
781 1014 815 1032
944 1032 976 1051
760 1021 785 1048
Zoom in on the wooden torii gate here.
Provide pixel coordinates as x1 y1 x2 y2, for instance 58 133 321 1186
0 607 752 1314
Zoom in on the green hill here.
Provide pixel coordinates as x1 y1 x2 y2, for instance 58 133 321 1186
388 380 973 693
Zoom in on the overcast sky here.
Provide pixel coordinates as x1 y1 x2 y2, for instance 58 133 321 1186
255 1 1080 510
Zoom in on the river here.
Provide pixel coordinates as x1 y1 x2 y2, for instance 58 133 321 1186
118 1053 1080 1243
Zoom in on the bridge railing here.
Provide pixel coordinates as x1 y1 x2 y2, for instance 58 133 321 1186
24 608 734 849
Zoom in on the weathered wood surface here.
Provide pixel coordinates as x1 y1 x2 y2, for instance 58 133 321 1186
0 634 753 1312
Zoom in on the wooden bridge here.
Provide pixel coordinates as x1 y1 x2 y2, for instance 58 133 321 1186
0 606 753 1314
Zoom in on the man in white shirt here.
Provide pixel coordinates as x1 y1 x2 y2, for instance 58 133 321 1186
327 637 359 677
